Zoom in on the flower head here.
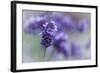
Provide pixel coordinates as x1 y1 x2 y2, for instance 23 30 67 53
41 31 52 48
41 20 57 48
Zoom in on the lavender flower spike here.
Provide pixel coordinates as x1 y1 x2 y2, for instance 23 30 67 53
41 20 57 48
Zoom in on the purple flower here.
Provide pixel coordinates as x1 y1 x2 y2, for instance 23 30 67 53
24 22 37 34
41 20 57 48
53 32 69 57
40 12 64 32
24 16 46 34
43 21 57 34
35 18 46 31
51 12 65 23
41 31 52 48
61 16 76 29
51 13 76 31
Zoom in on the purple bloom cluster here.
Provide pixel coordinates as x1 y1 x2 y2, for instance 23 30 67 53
53 32 68 57
24 12 89 58
41 21 57 48
41 31 52 48
53 32 81 58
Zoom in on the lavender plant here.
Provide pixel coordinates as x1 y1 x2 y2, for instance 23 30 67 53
24 12 89 60
40 20 57 59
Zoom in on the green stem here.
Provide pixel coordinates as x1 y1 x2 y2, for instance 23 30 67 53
43 47 46 61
